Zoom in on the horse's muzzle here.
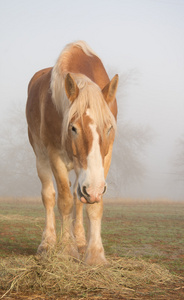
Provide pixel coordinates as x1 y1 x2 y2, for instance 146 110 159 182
77 184 106 204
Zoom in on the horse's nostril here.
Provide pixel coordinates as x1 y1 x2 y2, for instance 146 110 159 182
103 185 107 194
82 186 90 197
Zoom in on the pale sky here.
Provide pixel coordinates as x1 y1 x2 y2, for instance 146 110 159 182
0 0 184 200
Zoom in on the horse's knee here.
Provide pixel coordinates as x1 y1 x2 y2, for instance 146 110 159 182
57 191 73 216
42 183 56 207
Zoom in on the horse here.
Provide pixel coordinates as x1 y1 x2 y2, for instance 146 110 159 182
26 41 118 265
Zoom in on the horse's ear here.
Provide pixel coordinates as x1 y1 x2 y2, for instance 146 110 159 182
65 73 79 102
102 74 119 104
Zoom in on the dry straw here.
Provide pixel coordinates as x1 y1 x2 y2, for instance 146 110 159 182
0 245 176 299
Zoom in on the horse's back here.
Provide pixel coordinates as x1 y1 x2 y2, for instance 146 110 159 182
28 67 52 93
59 45 110 90
26 67 54 145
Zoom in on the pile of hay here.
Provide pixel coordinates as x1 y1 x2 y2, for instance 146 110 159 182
0 248 176 299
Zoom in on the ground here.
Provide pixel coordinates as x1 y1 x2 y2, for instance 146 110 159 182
0 197 184 299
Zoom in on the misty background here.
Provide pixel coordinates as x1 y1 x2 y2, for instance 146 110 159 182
0 0 184 200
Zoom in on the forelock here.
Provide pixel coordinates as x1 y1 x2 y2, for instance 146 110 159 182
62 76 116 144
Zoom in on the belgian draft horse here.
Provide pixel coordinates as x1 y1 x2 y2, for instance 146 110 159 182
26 41 118 265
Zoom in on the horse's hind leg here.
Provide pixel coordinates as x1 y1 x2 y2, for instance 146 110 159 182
36 154 56 254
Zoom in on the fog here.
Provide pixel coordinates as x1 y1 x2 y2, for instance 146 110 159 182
0 0 184 200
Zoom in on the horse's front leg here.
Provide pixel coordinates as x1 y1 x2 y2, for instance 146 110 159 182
49 150 79 259
73 191 87 254
85 200 107 265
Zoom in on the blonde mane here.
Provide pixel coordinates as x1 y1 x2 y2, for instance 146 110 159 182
50 41 116 144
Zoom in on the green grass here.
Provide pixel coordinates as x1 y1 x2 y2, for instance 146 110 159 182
102 201 184 275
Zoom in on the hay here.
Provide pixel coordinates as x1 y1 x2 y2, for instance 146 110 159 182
0 247 176 299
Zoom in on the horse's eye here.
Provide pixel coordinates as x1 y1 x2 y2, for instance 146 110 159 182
71 126 77 134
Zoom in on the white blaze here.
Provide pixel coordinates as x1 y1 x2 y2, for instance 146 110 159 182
78 113 105 199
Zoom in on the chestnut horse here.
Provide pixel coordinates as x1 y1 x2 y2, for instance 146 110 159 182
26 41 118 265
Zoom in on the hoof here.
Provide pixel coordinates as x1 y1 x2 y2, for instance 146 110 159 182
67 245 80 260
85 255 108 265
85 247 108 265
37 243 53 255
60 239 80 260
37 236 56 255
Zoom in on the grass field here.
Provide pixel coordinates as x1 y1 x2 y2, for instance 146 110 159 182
0 197 184 299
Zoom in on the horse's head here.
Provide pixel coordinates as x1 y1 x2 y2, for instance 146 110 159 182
64 73 118 204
